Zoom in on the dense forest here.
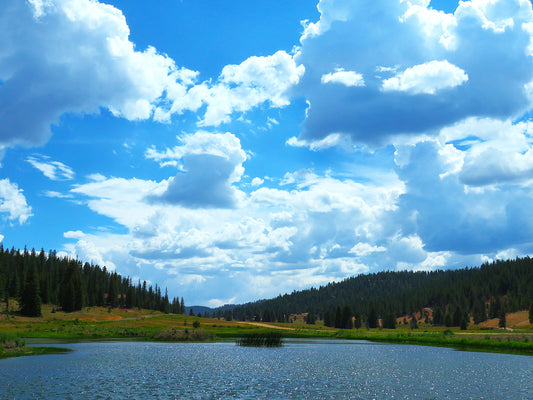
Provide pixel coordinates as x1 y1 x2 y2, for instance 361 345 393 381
228 258 533 328
0 246 185 317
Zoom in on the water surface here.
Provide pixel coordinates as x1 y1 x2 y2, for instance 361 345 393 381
1 339 531 399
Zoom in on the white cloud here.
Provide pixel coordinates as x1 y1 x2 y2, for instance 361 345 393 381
294 0 533 146
321 68 365 87
0 1 304 150
64 230 86 239
199 51 305 126
382 60 468 94
0 0 179 147
286 133 354 151
349 242 386 257
146 131 247 209
438 117 533 186
251 177 264 186
0 179 33 224
27 155 74 180
44 191 74 199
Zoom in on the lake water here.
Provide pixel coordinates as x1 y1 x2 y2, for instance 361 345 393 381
1 339 532 399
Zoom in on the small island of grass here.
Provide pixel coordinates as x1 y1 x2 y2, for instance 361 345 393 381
0 333 70 360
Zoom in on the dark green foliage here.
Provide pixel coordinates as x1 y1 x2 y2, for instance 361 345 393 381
473 299 487 324
432 306 444 325
230 258 533 327
499 308 507 329
529 301 533 324
192 320 200 329
237 332 283 347
323 310 332 327
367 307 378 329
342 306 353 329
19 262 41 317
306 312 316 324
409 314 418 329
0 246 185 315
382 312 396 329
353 312 362 329
334 306 342 328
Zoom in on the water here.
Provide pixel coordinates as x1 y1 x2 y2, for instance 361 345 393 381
0 339 532 399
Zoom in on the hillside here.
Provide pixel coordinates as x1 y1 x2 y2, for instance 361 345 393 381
228 258 533 328
0 247 185 316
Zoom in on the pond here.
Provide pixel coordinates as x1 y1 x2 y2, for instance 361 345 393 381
1 339 532 399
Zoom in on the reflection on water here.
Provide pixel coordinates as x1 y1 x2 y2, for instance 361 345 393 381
1 339 532 399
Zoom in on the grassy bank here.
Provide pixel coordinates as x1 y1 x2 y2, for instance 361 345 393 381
0 332 70 359
1 303 532 356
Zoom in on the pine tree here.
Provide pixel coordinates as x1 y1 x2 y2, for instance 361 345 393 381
529 301 533 324
353 312 362 329
342 305 352 329
499 307 507 329
323 310 332 327
334 306 342 328
367 307 378 329
180 297 186 314
19 263 42 317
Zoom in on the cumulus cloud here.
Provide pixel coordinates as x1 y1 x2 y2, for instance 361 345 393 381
286 133 355 151
294 0 533 146
321 68 365 87
437 117 533 186
393 139 533 253
146 131 247 209
381 60 468 94
0 179 33 224
0 0 304 151
0 0 177 147
251 177 264 186
26 155 74 180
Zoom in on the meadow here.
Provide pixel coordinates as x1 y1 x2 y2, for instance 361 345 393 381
1 303 532 358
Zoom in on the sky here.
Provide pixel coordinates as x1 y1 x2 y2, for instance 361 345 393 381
2 0 533 307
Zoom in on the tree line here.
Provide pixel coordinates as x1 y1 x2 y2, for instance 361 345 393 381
228 257 533 328
0 246 185 317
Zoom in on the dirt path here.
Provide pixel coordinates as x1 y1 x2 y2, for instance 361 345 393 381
242 322 296 331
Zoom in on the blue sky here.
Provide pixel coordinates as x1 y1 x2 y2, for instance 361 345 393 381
2 0 533 306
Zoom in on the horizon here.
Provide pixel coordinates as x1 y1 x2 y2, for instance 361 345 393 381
2 0 533 307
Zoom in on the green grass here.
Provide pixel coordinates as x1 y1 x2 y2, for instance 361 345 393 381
1 303 532 356
0 332 70 359
237 332 283 347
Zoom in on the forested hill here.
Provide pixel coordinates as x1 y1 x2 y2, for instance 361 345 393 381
229 258 533 327
0 246 185 317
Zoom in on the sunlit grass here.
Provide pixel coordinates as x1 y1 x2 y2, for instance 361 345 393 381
1 302 532 355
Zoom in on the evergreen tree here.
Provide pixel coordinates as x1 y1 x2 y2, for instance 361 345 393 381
353 312 362 329
444 310 453 327
342 305 353 329
306 312 316 325
367 307 378 329
529 301 533 324
19 263 41 317
334 306 342 328
432 307 443 325
409 314 418 329
473 299 487 324
180 297 186 314
323 310 332 327
382 312 396 329
499 307 507 329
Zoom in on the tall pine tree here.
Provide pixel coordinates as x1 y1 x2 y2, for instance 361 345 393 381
19 262 41 317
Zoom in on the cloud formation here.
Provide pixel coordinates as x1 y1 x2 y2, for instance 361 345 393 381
146 132 246 208
295 0 533 145
0 0 303 150
26 155 74 180
0 179 32 224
